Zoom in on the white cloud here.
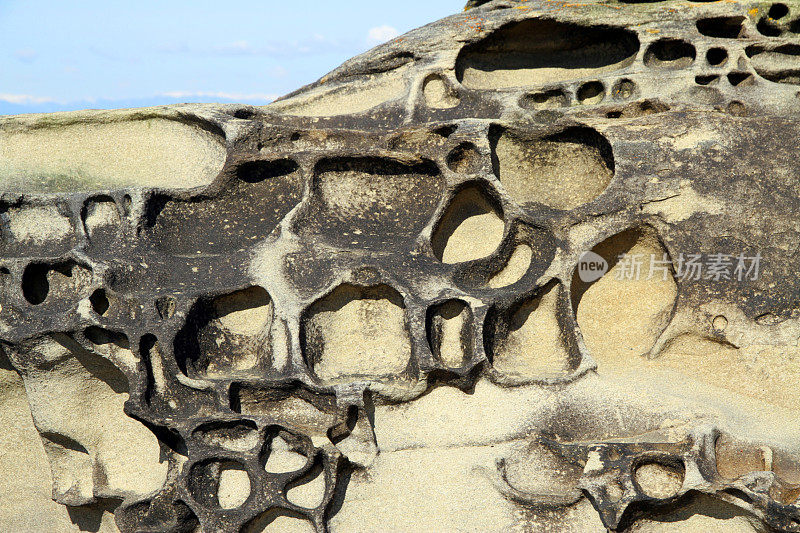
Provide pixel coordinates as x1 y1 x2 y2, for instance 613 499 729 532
160 91 279 102
215 40 254 54
14 49 37 63
0 93 58 105
367 25 399 46
158 35 350 57
269 66 288 78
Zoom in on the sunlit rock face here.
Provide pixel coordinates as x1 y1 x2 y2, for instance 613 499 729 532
2 1 800 531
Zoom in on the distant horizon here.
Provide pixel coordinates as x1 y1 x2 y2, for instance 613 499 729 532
1 1 463 116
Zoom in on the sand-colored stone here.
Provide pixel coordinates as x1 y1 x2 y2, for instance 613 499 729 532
304 284 411 382
3 1 800 531
492 283 570 378
493 128 614 210
269 65 411 117
575 227 677 363
432 186 504 264
218 466 251 509
0 114 226 192
488 244 531 288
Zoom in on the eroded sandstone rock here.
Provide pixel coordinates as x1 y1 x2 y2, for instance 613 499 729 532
1 0 800 531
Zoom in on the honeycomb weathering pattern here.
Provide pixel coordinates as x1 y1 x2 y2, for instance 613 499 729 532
1 0 800 531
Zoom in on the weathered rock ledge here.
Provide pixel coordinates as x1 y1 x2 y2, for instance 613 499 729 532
1 1 799 531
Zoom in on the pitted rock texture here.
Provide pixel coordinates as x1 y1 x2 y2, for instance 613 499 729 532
1 0 800 531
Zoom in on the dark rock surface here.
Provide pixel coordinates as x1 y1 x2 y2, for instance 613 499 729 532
1 1 799 531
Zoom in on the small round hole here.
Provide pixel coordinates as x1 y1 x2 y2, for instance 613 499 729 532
695 74 719 86
712 315 728 331
769 3 789 19
233 109 256 120
612 79 636 100
706 47 728 66
727 101 747 116
577 81 605 105
90 289 110 316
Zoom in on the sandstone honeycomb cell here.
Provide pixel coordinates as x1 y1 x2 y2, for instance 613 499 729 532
1 1 800 531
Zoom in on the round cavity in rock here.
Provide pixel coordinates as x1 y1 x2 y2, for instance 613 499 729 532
286 462 326 509
423 74 459 109
306 157 444 249
83 196 120 242
174 286 273 378
769 3 789 19
611 79 636 100
577 81 605 105
715 435 768 480
263 435 308 473
489 244 532 288
695 74 720 86
188 459 251 509
727 72 754 87
572 227 677 367
22 261 92 307
712 315 728 332
491 126 614 210
89 289 110 316
696 16 746 38
488 281 572 379
426 300 473 368
455 19 640 89
303 284 412 382
727 101 747 116
634 461 685 499
244 512 315 532
644 39 696 69
431 185 504 264
605 481 624 503
706 47 728 66
233 108 257 119
520 89 569 109
0 116 227 192
447 143 482 174
218 464 251 509
501 442 583 503
194 420 259 452
757 16 784 36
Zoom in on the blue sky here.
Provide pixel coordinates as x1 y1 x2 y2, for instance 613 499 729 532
0 1 463 115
